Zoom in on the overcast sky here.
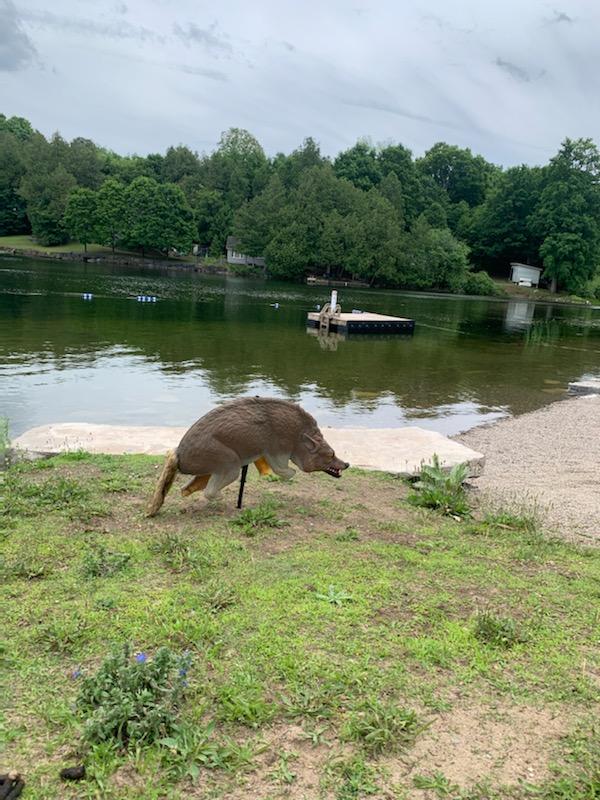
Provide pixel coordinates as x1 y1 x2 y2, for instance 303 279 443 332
1 0 599 165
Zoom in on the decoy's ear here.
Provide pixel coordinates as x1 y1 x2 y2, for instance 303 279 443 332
302 433 321 452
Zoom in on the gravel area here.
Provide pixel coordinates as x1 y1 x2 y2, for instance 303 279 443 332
456 395 600 543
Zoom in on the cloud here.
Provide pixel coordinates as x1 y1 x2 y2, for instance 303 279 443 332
549 9 574 24
176 63 228 81
173 21 232 55
495 57 532 82
21 8 164 43
0 0 37 71
342 96 459 130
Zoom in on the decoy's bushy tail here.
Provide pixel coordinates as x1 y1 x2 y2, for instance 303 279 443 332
147 450 178 517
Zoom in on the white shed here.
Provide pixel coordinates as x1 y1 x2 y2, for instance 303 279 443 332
510 263 542 288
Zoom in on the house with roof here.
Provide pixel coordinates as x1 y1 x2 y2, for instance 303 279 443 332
509 262 543 288
226 236 265 268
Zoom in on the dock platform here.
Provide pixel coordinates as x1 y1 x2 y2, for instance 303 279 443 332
307 310 415 335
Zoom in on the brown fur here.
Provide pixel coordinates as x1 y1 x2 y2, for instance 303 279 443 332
147 397 348 516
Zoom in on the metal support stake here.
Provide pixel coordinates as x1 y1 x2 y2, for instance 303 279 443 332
237 464 249 509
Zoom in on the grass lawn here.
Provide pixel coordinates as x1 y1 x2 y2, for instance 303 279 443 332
0 235 221 266
0 235 115 255
0 454 599 799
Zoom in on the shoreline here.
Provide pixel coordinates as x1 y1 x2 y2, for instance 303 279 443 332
456 394 600 543
0 244 229 275
2 246 597 307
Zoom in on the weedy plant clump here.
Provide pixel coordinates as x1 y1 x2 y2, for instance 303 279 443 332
408 455 470 517
81 543 131 578
0 417 9 469
341 699 421 755
473 611 524 649
76 644 192 747
231 499 284 537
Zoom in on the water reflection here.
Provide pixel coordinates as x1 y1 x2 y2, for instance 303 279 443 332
1 256 599 437
504 300 536 331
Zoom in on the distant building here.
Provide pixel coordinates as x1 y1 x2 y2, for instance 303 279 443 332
510 263 542 288
226 236 265 267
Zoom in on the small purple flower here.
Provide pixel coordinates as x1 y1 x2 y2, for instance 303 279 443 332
135 652 147 664
71 668 82 679
182 679 188 688
179 668 188 678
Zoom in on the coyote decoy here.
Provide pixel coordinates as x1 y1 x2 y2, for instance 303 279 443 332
147 397 349 516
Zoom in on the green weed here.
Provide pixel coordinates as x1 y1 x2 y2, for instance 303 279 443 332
0 417 9 467
151 531 196 571
328 754 379 799
232 500 284 536
335 527 360 542
216 676 276 727
0 554 48 581
77 644 192 747
299 723 330 746
36 613 90 654
197 579 237 612
81 543 131 578
280 686 334 719
3 474 91 517
315 585 353 605
473 611 524 648
341 700 421 754
408 454 470 517
159 721 253 781
269 750 298 784
413 771 461 796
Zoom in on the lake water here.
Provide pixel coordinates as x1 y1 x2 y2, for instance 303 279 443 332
1 255 599 439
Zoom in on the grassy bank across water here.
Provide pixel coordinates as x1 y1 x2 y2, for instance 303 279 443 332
1 453 599 799
0 235 225 270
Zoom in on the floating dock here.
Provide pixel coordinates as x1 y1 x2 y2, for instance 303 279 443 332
307 310 414 336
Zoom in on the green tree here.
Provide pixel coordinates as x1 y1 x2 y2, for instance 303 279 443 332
378 171 405 222
202 128 270 210
19 164 76 245
0 114 35 141
161 145 200 184
67 137 103 189
344 191 401 285
531 138 600 292
0 130 29 234
418 142 497 206
233 174 288 256
125 176 161 256
64 187 98 252
468 165 544 272
192 188 232 255
95 178 127 254
333 140 382 191
154 183 196 254
273 137 326 188
397 218 470 290
264 222 310 279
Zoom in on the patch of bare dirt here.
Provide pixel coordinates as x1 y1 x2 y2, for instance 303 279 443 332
384 699 567 796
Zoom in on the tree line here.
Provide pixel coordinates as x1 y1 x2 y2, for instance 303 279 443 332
2 112 600 296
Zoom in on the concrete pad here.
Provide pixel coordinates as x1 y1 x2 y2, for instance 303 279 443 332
12 422 484 477
568 379 600 396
